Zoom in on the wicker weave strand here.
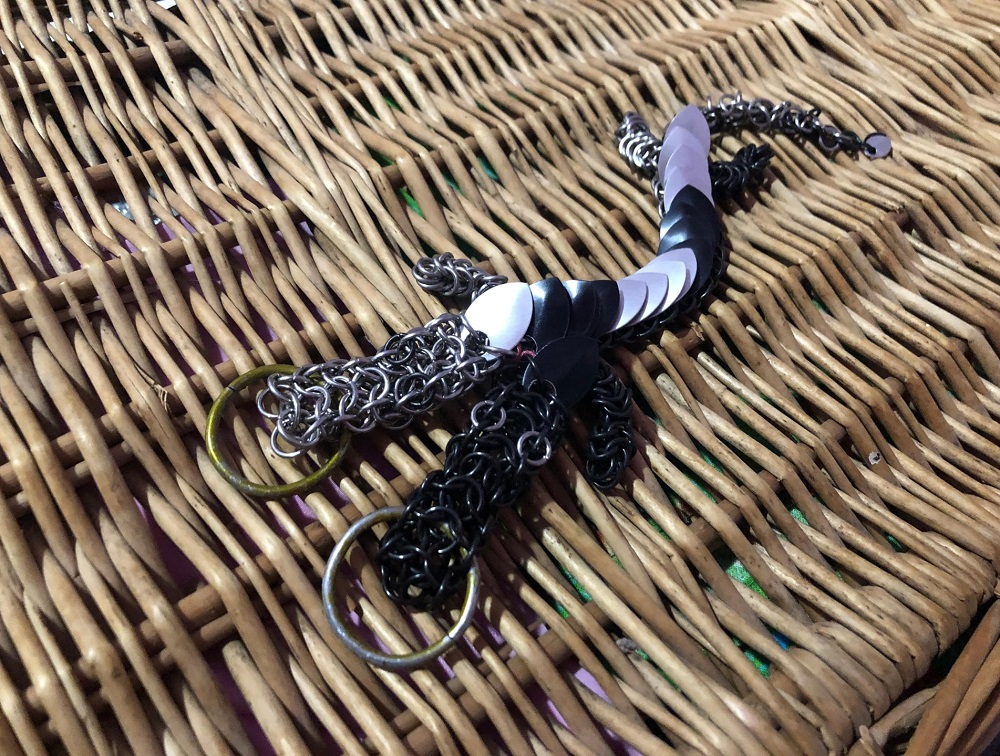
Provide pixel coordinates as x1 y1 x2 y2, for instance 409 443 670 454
0 0 999 753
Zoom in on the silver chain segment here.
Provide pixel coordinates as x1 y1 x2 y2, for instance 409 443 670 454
412 253 507 299
616 111 664 208
702 92 878 155
258 314 504 455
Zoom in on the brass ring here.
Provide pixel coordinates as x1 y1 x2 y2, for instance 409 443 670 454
322 506 480 672
205 365 350 499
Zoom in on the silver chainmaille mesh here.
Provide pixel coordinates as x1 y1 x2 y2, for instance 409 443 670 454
615 111 664 206
701 92 870 154
257 314 504 456
412 253 507 299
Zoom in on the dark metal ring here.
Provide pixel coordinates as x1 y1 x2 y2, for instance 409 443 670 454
322 506 480 671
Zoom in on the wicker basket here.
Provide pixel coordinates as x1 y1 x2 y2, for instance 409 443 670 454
2 0 1000 752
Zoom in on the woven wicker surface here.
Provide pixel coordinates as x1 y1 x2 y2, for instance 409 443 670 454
3 0 1000 753
863 600 1000 755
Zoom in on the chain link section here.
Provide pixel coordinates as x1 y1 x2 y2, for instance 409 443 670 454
584 361 636 490
413 253 507 299
376 369 566 610
615 111 662 180
617 92 889 206
257 314 504 455
709 143 775 200
702 92 876 155
615 111 666 204
616 106 774 206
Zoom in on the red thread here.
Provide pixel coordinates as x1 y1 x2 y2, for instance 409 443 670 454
514 345 535 360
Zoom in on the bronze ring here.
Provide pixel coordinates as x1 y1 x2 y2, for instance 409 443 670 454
205 364 349 499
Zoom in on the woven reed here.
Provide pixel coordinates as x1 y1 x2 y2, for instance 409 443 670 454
850 600 1000 755
2 0 1000 753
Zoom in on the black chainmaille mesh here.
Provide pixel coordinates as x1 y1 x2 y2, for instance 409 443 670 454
584 361 636 490
709 143 775 200
375 368 567 611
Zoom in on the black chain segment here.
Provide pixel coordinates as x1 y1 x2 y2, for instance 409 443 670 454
709 143 775 200
375 369 567 611
584 361 636 490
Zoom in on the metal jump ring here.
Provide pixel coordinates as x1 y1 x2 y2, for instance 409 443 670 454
322 506 480 671
206 365 350 498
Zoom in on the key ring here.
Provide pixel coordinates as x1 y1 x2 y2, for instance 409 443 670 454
205 365 350 499
322 506 480 671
